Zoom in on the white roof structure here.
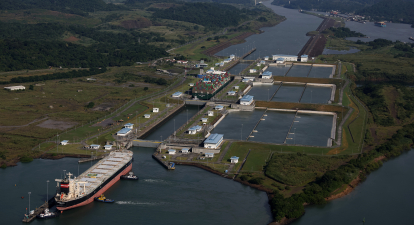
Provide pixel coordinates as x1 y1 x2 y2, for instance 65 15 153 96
4 86 25 91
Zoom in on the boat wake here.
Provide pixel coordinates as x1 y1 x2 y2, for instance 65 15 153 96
142 179 168 183
116 201 164 206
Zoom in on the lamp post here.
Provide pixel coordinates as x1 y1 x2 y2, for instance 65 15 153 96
187 109 188 124
294 128 296 145
46 180 49 202
310 90 313 103
241 124 243 141
268 88 269 101
56 134 59 152
28 192 31 214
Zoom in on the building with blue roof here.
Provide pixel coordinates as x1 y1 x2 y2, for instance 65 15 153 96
261 71 273 79
264 56 269 60
172 91 183 98
240 95 254 105
124 123 134 129
276 57 286 64
204 133 224 149
117 127 132 136
215 105 224 110
168 149 176 155
230 156 239 163
227 91 236 96
181 148 190 154
104 145 113 150
300 54 309 62
188 125 202 134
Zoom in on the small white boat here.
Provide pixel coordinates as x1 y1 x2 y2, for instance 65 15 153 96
36 208 58 219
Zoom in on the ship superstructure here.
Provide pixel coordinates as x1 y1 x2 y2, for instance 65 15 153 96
54 150 133 210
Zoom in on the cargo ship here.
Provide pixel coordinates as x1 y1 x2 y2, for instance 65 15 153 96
54 150 133 211
191 71 231 100
375 22 386 27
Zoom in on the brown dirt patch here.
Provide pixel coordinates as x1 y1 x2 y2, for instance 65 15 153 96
36 119 77 130
120 18 152 29
64 36 80 42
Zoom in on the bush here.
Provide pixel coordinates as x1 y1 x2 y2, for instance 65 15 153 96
248 177 264 185
29 85 34 90
285 186 291 190
1 164 6 169
239 175 249 181
86 102 95 108
20 156 33 163
129 84 135 87
144 87 149 91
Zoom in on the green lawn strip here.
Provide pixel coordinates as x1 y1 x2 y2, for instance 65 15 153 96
241 150 271 172
112 103 148 122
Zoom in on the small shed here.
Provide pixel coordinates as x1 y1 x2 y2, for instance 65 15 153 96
215 105 224 110
234 86 239 90
153 108 159 113
104 145 112 150
264 56 269 60
230 156 239 164
90 144 100 149
168 149 176 155
4 86 25 91
227 91 236 96
189 83 194 87
181 148 190 154
144 114 151 118
205 153 214 158
249 69 257 73
208 111 214 116
201 118 208 123
172 92 183 98
60 140 69 145
117 128 132 136
124 123 134 129
240 95 254 106
261 71 273 79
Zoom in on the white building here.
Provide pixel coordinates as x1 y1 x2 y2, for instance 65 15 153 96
117 128 132 136
243 77 255 82
60 140 69 145
230 54 235 59
153 108 159 113
249 69 257 73
264 56 269 60
240 95 254 105
208 111 214 116
234 86 239 90
227 91 236 96
261 71 273 79
188 125 202 134
89 144 100 149
205 152 214 158
203 133 224 149
104 145 112 150
215 105 224 110
181 148 190 154
168 149 176 155
124 123 134 129
230 156 239 163
4 86 25 91
172 92 183 98
276 57 286 64
144 114 151 118
272 54 298 61
300 54 309 62
201 118 208 123
189 83 194 87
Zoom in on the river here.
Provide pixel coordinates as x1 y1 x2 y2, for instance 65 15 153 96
216 1 323 59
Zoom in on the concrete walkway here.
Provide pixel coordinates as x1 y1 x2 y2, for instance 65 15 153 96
217 141 233 162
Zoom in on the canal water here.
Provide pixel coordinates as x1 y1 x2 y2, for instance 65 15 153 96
248 84 280 101
271 85 305 102
214 110 334 147
216 1 323 59
266 65 292 76
286 65 312 77
300 86 332 104
291 149 414 225
0 106 273 224
307 66 333 78
345 21 414 43
227 62 251 75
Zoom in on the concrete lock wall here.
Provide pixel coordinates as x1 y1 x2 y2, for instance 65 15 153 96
133 140 161 148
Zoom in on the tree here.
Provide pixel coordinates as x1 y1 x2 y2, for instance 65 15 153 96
29 85 34 90
144 87 148 91
86 102 95 108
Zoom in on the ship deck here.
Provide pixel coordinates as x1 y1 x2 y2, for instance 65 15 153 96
69 150 132 196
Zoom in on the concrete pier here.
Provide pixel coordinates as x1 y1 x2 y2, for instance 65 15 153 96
283 110 299 144
22 198 56 223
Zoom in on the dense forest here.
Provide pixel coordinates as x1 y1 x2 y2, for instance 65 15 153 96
0 0 124 15
356 0 414 27
328 27 365 38
151 3 252 28
0 21 169 71
271 0 381 13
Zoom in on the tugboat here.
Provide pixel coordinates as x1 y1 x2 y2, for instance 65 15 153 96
120 171 138 180
94 194 114 203
36 208 59 219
